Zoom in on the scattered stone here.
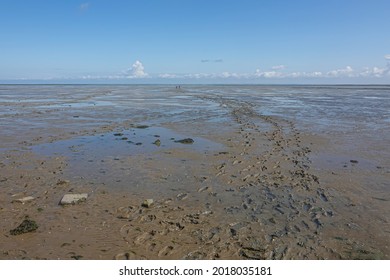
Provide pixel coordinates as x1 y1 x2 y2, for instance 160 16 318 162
141 199 154 208
240 247 265 260
12 196 35 204
197 186 209 192
318 191 329 202
350 160 359 164
242 174 251 181
113 133 123 136
177 193 188 200
116 206 135 219
174 138 194 144
269 217 276 224
135 142 142 146
135 125 149 129
230 228 238 237
60 193 88 205
10 218 38 235
56 179 70 185
153 139 161 146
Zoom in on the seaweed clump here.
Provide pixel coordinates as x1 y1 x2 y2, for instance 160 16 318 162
10 217 38 235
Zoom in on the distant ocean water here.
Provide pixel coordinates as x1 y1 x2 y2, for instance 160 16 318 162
1 84 389 149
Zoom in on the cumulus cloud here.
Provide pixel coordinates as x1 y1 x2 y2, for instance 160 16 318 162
359 56 390 78
360 67 386 78
254 69 284 78
124 60 148 78
326 66 355 77
75 55 390 81
158 73 178 78
286 71 323 78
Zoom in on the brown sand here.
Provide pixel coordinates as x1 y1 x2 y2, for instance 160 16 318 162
0 91 389 260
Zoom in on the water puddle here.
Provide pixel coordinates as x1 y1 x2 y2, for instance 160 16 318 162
33 126 223 159
31 126 223 186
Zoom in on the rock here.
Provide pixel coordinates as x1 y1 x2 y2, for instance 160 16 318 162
60 193 88 205
135 125 149 129
350 160 359 164
56 179 70 185
153 139 161 146
12 196 35 204
141 199 154 208
177 193 188 200
197 186 209 192
10 218 38 235
116 206 135 219
174 138 194 144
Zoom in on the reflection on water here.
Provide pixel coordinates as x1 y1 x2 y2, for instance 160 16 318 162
1 84 389 151
31 126 223 184
33 126 222 159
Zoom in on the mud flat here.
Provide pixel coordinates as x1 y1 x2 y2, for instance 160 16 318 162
0 85 389 259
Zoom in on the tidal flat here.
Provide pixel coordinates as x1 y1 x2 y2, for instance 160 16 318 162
0 85 389 259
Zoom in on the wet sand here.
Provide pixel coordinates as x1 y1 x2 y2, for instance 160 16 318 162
0 85 389 259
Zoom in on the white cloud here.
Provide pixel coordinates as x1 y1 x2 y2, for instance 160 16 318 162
254 69 284 78
326 66 355 77
286 71 324 78
360 66 389 78
124 60 148 78
68 55 390 81
219 72 241 78
158 73 178 78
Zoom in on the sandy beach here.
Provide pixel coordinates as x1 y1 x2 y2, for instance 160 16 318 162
0 85 389 259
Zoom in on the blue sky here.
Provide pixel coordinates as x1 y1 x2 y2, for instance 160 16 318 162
1 0 390 83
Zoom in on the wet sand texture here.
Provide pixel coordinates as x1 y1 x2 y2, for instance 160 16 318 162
0 85 389 259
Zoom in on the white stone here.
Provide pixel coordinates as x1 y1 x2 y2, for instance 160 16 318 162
13 196 35 204
141 199 154 208
60 193 88 205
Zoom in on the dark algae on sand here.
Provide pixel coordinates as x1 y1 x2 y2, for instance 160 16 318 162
10 217 38 235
